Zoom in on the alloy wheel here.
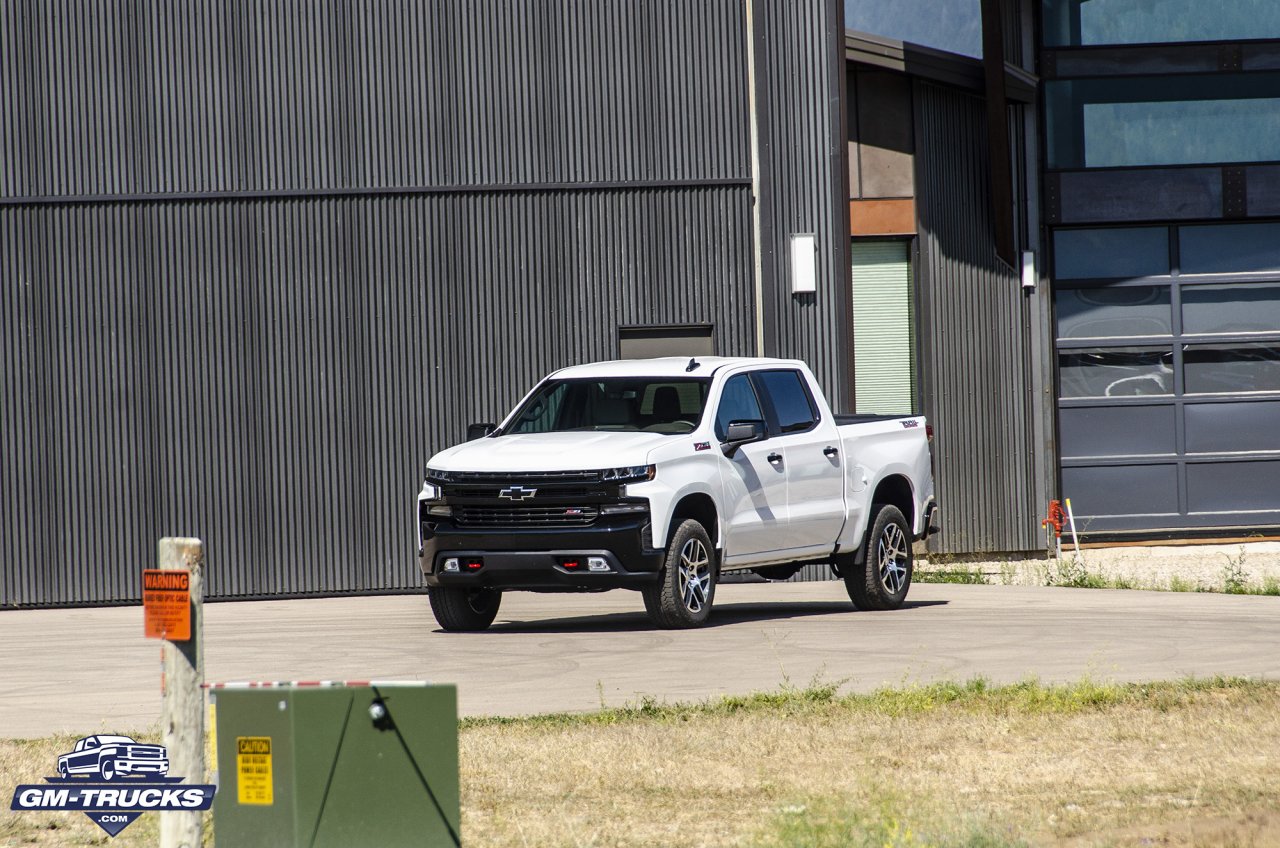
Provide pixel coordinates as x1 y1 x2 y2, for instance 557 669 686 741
677 538 712 613
877 522 909 595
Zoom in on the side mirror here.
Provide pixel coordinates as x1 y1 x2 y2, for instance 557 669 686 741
466 422 496 441
721 419 767 457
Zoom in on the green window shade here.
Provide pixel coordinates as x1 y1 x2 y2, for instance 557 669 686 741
852 240 915 414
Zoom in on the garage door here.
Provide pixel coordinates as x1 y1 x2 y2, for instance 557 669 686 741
1054 222 1280 533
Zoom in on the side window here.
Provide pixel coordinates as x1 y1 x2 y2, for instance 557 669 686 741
714 374 765 441
756 370 817 433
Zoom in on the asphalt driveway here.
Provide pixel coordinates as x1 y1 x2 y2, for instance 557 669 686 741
2 582 1278 737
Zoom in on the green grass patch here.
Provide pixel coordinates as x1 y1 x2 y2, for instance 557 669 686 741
914 566 990 585
460 675 1277 731
754 795 1028 848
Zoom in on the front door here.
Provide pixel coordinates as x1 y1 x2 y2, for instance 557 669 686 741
714 373 790 562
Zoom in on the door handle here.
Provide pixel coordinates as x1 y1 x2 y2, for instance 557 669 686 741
823 445 839 457
767 452 783 464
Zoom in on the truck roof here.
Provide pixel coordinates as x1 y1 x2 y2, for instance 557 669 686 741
550 356 805 380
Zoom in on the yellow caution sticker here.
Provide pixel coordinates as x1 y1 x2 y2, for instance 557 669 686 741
236 737 273 805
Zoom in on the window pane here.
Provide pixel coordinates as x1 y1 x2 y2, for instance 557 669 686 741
1044 0 1280 47
757 371 817 433
1183 284 1280 335
715 375 765 441
1056 286 1171 339
852 240 915 414
1184 344 1280 394
1054 228 1168 280
1059 347 1173 398
1046 74 1280 170
1180 223 1280 275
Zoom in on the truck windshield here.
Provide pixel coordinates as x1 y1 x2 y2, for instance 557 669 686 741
505 378 710 435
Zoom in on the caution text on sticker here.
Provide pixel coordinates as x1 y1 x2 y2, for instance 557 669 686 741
236 736 274 806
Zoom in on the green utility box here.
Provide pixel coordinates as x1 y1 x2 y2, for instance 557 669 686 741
212 683 459 848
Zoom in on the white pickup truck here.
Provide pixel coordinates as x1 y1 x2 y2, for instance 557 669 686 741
418 357 938 630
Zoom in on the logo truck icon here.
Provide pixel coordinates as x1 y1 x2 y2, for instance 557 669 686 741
56 736 170 781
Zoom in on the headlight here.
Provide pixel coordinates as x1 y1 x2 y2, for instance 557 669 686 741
601 465 656 483
424 468 453 483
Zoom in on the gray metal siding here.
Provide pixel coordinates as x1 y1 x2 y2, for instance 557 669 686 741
1 189 755 605
1 0 750 199
754 0 852 410
913 82 1041 553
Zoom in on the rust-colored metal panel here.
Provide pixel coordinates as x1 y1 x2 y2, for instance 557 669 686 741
850 199 917 235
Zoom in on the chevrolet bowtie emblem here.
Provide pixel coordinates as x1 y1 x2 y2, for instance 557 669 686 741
499 485 538 501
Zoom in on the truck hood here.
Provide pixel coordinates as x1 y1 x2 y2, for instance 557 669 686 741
429 431 664 472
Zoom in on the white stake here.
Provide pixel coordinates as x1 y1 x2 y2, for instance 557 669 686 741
1064 498 1083 563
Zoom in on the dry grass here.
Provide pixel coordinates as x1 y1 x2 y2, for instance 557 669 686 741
2 679 1279 847
461 678 1280 847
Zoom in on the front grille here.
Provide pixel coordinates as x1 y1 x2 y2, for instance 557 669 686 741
454 505 599 527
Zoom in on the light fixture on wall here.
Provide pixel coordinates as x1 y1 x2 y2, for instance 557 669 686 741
791 234 816 294
1021 250 1036 291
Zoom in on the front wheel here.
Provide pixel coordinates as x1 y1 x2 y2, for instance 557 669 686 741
845 503 913 611
643 519 717 628
428 586 502 632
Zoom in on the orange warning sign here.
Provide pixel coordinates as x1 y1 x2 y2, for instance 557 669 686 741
143 569 191 640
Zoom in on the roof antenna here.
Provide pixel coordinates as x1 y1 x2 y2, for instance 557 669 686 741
685 357 700 372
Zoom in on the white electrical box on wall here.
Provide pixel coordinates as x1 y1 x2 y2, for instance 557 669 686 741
790 234 817 293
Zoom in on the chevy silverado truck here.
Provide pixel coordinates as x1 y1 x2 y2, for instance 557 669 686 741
418 356 938 630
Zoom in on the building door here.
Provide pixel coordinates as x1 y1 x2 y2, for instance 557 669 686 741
1053 223 1280 533
851 240 916 414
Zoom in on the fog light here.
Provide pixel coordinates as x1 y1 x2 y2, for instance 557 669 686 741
464 558 484 571
587 557 610 572
443 558 460 572
560 558 581 570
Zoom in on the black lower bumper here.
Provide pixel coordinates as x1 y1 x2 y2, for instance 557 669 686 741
420 517 665 591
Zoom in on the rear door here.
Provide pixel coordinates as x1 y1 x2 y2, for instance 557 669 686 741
713 372 790 562
751 369 846 554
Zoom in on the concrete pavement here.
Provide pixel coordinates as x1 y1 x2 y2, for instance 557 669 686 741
2 582 1279 738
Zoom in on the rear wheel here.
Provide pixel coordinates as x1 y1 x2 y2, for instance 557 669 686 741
643 519 716 628
428 586 502 631
845 504 913 610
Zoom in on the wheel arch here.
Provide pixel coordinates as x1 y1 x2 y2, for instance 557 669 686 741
669 493 719 551
870 474 915 527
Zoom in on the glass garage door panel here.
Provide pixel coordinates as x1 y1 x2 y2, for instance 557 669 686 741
1060 465 1180 519
1183 284 1280 335
1185 401 1280 454
1058 405 1176 459
1187 461 1280 514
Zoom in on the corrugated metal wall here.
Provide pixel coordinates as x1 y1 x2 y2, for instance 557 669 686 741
913 81 1041 553
1 0 767 605
0 0 750 195
754 0 852 412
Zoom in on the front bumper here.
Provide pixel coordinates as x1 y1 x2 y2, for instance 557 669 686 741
420 515 665 591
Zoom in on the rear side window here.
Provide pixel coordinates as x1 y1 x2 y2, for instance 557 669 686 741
714 374 765 441
756 370 818 433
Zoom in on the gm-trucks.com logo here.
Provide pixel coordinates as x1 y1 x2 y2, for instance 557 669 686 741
9 734 216 836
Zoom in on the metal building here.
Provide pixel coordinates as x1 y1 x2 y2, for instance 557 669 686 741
2 0 858 605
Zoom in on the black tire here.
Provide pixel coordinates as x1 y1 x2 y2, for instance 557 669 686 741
643 519 717 628
428 586 502 632
100 758 117 781
845 504 913 611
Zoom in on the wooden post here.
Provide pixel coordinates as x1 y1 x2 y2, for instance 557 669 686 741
159 537 204 848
